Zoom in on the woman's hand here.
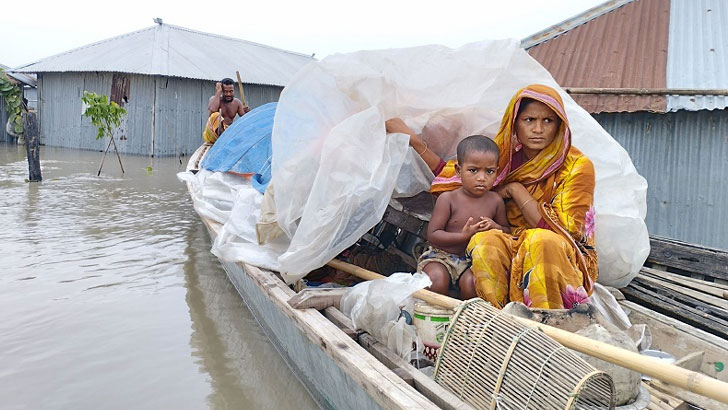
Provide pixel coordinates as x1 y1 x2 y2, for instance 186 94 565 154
385 118 414 136
495 183 515 199
386 117 444 174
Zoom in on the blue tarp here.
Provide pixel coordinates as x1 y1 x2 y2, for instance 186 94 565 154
201 102 276 193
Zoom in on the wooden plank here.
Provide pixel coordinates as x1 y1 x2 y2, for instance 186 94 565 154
622 283 728 338
357 334 476 410
647 379 728 410
620 301 728 382
322 306 359 340
632 277 728 323
674 351 704 373
644 383 685 409
323 307 476 410
647 236 728 281
637 273 728 311
642 267 728 296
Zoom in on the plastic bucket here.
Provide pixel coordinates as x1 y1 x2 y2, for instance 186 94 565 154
414 301 454 348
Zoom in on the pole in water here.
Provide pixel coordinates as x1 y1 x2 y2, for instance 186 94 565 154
23 112 42 182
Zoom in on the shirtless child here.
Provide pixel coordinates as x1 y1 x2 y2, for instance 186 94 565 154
418 135 510 299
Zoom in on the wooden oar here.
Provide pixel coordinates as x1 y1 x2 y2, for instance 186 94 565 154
236 71 247 107
326 258 728 404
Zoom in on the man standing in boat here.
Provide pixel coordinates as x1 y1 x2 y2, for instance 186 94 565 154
203 78 250 144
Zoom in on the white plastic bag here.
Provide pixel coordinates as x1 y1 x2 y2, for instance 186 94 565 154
340 272 431 359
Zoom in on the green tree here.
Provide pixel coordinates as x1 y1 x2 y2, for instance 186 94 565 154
0 68 24 136
81 91 127 175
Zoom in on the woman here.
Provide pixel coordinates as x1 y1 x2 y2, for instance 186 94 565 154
387 84 597 309
468 84 596 309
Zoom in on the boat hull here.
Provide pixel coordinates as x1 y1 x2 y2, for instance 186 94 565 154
218 258 383 410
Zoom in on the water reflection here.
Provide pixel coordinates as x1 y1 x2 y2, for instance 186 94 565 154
0 143 318 410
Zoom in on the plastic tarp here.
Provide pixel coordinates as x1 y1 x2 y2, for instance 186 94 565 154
186 39 649 288
271 39 648 287
201 102 276 193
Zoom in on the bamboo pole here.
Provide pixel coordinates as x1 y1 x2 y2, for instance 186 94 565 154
109 131 125 175
236 71 247 107
326 259 728 404
97 136 113 176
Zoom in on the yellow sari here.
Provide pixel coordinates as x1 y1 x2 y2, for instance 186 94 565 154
202 112 229 144
434 85 597 309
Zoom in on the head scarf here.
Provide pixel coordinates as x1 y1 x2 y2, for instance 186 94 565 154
493 84 571 188
430 84 571 195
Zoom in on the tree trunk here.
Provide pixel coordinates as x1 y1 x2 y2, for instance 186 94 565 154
23 112 41 182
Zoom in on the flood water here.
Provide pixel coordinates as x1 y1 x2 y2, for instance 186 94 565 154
0 143 319 410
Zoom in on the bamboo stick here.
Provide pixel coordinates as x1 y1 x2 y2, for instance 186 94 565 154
236 71 247 107
326 259 728 404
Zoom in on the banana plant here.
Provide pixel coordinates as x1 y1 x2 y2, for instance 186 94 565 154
0 69 24 135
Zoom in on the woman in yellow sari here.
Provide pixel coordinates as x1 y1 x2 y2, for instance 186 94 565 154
386 84 596 309
463 84 597 309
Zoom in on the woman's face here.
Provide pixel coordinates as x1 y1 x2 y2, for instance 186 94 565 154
515 100 560 159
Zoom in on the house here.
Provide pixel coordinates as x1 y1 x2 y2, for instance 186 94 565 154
12 21 313 156
524 0 728 250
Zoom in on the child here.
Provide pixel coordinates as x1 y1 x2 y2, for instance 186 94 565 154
418 135 510 299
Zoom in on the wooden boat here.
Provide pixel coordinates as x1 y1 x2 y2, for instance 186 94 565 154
184 146 476 410
184 145 728 410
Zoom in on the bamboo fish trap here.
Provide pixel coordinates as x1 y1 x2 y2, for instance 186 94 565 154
434 299 615 410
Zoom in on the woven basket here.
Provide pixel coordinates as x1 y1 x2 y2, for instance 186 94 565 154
434 299 615 410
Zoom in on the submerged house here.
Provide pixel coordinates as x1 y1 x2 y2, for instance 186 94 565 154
524 0 728 250
13 21 313 156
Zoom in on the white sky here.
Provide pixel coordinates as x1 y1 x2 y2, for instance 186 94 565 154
1 0 606 68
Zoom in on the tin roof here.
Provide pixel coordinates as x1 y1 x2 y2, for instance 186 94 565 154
12 23 314 87
524 0 728 113
525 0 669 113
1 63 37 87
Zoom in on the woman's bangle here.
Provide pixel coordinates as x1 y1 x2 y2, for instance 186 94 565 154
416 141 429 156
519 198 534 208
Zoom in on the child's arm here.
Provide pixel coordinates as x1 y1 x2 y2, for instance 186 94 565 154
427 192 487 248
493 195 511 233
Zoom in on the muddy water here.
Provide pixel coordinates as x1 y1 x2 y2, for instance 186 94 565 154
0 143 319 410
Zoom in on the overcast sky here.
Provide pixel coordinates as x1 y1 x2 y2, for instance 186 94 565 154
1 0 606 67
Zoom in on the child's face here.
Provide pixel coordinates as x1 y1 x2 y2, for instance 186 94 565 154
455 151 499 197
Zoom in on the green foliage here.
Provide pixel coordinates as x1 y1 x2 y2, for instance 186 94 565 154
0 68 24 134
81 91 126 140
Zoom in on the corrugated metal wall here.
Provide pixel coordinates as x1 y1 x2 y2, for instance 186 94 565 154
594 110 728 249
38 72 282 156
